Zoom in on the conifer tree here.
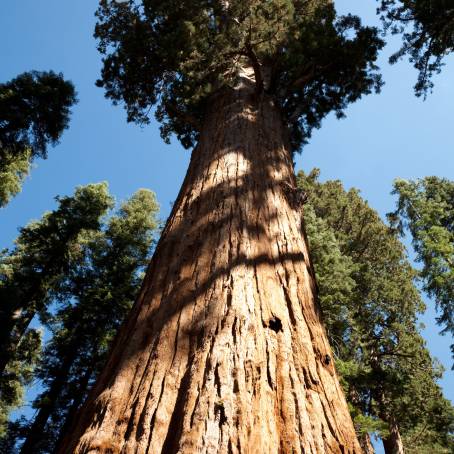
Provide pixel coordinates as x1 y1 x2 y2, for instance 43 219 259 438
14 189 159 454
0 184 113 435
378 0 454 95
298 169 454 454
0 71 77 207
389 176 454 363
60 1 384 452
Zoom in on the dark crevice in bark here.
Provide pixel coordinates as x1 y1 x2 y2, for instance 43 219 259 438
132 334 161 406
302 366 315 390
200 334 217 392
189 386 201 428
266 345 274 390
319 397 342 446
123 397 142 442
160 364 192 454
278 271 298 327
147 372 167 443
214 401 228 426
231 316 238 345
214 363 222 397
289 372 304 442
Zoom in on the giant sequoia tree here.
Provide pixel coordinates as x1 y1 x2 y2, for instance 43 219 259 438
61 1 384 452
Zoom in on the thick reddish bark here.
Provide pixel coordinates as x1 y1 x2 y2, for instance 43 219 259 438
59 77 361 453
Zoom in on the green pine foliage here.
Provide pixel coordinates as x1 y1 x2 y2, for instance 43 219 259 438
0 71 77 159
5 188 159 453
389 176 454 364
94 0 383 151
378 0 454 96
0 71 77 206
0 148 32 209
398 357 454 453
0 330 41 439
302 204 356 348
0 183 114 435
298 169 454 451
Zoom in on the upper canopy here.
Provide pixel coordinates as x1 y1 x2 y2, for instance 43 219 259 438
95 0 384 152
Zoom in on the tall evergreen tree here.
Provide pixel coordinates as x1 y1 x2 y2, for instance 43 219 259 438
60 1 384 452
0 183 113 435
389 176 454 363
378 0 454 96
0 71 77 206
0 328 40 440
14 189 159 454
298 169 454 454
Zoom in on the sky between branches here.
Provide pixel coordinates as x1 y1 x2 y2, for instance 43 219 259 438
0 2 453 450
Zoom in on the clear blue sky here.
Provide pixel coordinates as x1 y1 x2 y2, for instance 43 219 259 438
1 1 453 451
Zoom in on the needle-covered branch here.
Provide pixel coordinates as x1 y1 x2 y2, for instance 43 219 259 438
95 0 383 152
0 71 77 207
378 0 454 96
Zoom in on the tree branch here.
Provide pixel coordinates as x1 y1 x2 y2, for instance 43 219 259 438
244 44 264 95
164 101 201 131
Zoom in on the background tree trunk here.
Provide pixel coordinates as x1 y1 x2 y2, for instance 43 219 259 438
59 78 361 453
54 367 92 451
20 348 75 454
382 420 404 454
359 433 375 454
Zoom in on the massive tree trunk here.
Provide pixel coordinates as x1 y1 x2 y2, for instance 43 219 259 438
59 76 361 453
